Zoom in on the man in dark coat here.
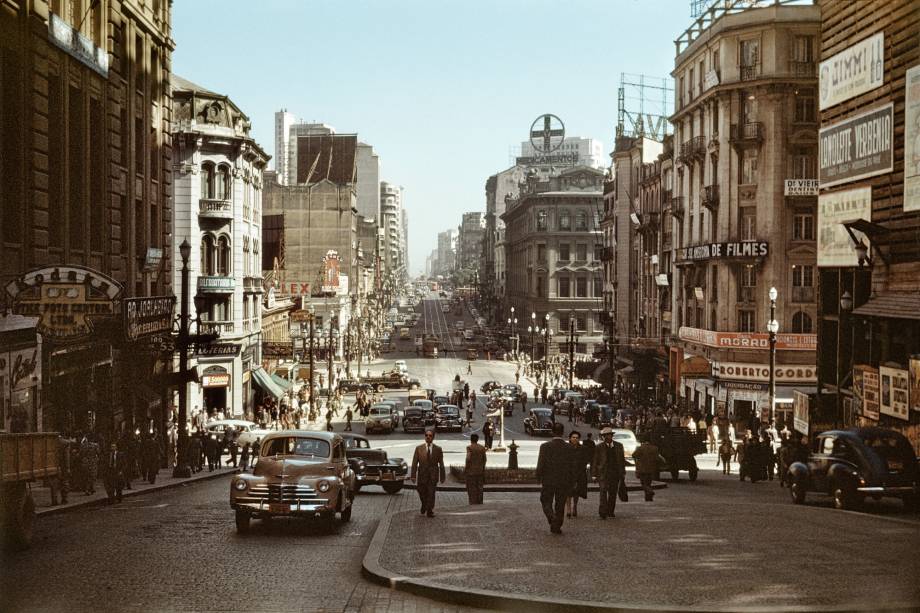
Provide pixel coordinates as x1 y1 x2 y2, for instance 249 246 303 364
102 442 126 504
410 429 446 517
141 431 163 484
535 421 576 533
593 427 626 518
464 433 487 504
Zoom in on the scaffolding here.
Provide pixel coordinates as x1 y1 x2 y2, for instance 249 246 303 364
616 73 673 142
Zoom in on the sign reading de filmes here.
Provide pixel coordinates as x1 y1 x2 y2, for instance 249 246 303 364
817 186 872 267
819 103 893 188
819 32 884 111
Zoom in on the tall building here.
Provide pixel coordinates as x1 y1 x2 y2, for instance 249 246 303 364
666 1 820 427
171 75 270 418
1 0 175 435
380 182 407 281
814 0 920 448
457 212 485 272
484 165 527 320
273 109 296 184
502 167 606 359
436 229 456 276
356 142 380 222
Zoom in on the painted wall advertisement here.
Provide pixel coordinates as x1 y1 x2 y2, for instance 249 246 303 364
817 186 872 267
793 390 809 435
879 365 909 422
853 364 879 421
818 32 884 111
905 64 920 212
909 357 920 413
818 103 893 188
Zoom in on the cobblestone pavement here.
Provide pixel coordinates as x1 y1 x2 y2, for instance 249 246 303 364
375 470 920 611
2 475 486 613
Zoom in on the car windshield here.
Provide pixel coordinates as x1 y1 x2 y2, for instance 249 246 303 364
412 400 432 408
438 406 459 416
343 437 370 449
614 433 633 441
370 408 389 416
262 437 330 458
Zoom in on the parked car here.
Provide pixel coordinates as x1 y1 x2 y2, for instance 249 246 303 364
524 408 555 436
229 431 355 533
402 405 435 433
434 405 463 432
339 433 408 494
787 428 919 511
612 429 639 459
337 379 363 393
481 381 501 393
365 405 396 434
205 420 270 448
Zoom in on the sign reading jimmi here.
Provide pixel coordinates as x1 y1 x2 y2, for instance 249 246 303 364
819 103 893 188
819 32 883 111
675 241 768 263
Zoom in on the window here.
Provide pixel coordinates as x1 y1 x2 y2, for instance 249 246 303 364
90 98 104 251
558 209 571 231
217 236 230 276
134 116 144 174
740 208 756 240
558 277 571 298
135 34 144 91
49 72 64 248
243 236 250 276
791 147 816 179
575 210 587 231
575 244 587 261
216 165 231 200
201 235 215 275
741 265 756 288
794 89 816 123
792 35 815 63
738 309 755 332
536 209 547 231
576 315 586 332
594 244 603 262
558 243 570 261
593 276 602 297
201 162 214 199
576 276 587 298
792 311 813 334
792 264 814 287
536 275 545 298
711 265 718 302
741 148 758 184
740 39 759 67
793 212 814 240
69 85 85 250
712 48 720 75
689 67 695 98
742 92 758 123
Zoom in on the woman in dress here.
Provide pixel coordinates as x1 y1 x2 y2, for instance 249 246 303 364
565 430 588 518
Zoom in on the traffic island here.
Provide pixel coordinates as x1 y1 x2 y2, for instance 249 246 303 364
363 497 920 612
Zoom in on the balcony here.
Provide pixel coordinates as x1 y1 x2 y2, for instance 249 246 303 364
789 60 816 78
199 198 233 220
701 185 720 211
197 275 235 293
679 136 705 163
730 122 763 147
740 65 759 81
738 286 755 303
243 276 263 293
791 286 816 303
200 320 234 335
669 197 685 219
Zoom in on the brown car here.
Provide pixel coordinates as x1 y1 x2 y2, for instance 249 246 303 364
230 430 356 533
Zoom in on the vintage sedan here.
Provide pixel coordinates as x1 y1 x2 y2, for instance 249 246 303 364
788 428 919 511
340 433 408 494
524 408 555 436
403 403 435 433
365 404 396 434
480 380 501 393
434 404 463 432
229 431 355 533
502 383 522 402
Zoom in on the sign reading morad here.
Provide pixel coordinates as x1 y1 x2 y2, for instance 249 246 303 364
819 103 893 188
675 241 768 263
818 32 884 111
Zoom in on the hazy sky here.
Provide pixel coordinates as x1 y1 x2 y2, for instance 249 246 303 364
172 0 692 275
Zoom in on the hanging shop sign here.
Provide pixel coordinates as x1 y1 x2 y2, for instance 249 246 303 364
818 103 893 188
124 296 175 341
909 357 920 413
904 65 920 212
679 327 816 351
322 250 341 294
817 186 872 267
818 32 883 111
4 266 122 341
784 179 819 196
48 13 109 77
879 365 909 422
201 365 230 388
712 362 817 384
194 344 241 358
675 241 768 263
793 390 810 435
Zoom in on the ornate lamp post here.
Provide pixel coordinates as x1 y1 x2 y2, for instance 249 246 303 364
568 311 576 390
767 287 779 427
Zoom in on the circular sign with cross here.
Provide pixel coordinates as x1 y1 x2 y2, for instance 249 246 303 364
530 114 565 154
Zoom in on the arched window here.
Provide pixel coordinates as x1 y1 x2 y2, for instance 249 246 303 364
242 236 250 277
201 234 215 275
217 235 231 276
216 165 231 200
201 162 214 199
792 311 812 334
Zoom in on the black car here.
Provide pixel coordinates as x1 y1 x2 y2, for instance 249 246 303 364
481 381 501 393
432 395 450 407
524 408 554 436
502 383 522 402
402 406 435 433
337 379 362 393
787 428 919 511
340 433 408 494
434 405 463 432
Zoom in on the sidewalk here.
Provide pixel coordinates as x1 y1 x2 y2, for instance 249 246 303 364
33 464 240 517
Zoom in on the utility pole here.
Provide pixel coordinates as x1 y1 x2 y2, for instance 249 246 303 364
568 312 575 390
327 312 335 394
309 312 315 418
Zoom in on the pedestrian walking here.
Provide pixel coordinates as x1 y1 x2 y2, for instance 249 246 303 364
102 442 126 504
239 442 250 471
593 427 626 519
141 431 162 484
719 438 734 474
565 431 588 518
325 408 334 432
535 422 576 534
205 434 219 471
79 435 100 495
482 419 494 449
410 430 445 517
467 361 473 375
521 391 527 411
465 433 487 504
631 435 660 501
345 407 353 431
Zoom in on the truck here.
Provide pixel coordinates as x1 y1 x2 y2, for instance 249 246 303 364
361 370 409 392
1 432 60 550
423 335 438 358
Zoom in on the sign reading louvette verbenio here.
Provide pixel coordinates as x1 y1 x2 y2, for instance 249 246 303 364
818 32 884 111
819 103 893 188
817 186 872 267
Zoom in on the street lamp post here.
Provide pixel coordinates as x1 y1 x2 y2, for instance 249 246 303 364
838 290 854 428
530 312 536 363
767 287 779 427
173 240 193 478
568 311 576 390
308 306 316 419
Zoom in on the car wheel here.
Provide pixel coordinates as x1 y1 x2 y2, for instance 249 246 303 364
339 501 352 523
833 483 857 510
235 510 251 534
790 478 806 504
377 384 385 392
382 483 403 495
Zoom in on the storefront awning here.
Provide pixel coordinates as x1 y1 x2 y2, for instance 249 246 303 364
252 367 287 400
270 373 292 390
774 386 817 404
852 292 920 321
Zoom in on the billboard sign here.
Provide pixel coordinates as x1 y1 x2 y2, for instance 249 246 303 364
879 365 909 421
793 390 809 435
818 32 884 111
904 65 920 211
819 103 893 188
817 187 872 267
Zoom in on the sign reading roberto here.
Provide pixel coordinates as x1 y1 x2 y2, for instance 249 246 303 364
124 296 176 341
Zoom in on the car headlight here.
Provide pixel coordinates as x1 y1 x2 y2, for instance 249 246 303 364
400 461 408 470
317 480 331 493
234 479 248 491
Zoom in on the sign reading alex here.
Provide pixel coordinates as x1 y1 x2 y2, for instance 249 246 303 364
322 250 340 294
124 296 175 341
5 266 122 340
675 241 768 263
819 103 893 188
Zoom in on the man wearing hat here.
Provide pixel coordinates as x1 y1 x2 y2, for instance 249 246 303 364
593 427 626 519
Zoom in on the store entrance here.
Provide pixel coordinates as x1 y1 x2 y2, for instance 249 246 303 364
203 387 228 417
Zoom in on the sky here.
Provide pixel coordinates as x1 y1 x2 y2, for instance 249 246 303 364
172 0 693 276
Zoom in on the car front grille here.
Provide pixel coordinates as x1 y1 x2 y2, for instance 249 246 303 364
246 483 324 504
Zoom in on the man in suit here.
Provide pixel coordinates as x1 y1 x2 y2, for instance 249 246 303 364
465 433 487 504
102 442 126 504
410 429 445 517
535 421 576 533
593 427 626 519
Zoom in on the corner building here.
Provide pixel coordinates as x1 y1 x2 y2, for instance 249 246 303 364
668 2 821 429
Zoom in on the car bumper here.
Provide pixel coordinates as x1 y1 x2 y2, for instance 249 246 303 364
856 485 918 495
231 500 335 515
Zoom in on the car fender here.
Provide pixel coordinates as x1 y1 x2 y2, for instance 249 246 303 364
827 462 860 492
787 462 810 483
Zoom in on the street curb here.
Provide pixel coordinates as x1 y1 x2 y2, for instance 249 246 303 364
400 481 667 493
36 467 240 517
361 507 920 613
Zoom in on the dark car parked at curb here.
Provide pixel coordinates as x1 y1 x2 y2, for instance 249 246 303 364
339 433 408 494
787 428 919 511
524 408 554 436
